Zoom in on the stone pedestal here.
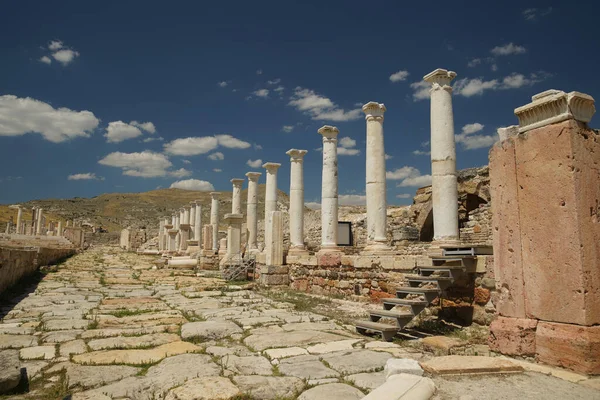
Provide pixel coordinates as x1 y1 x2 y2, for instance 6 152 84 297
286 149 309 255
201 224 214 255
218 238 227 257
224 213 243 259
424 68 459 243
318 125 340 252
259 265 290 286
362 102 392 253
245 172 261 251
179 224 191 251
489 89 600 374
167 228 178 253
265 211 284 266
210 192 220 252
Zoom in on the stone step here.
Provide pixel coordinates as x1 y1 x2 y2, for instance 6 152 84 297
405 275 454 282
383 298 429 307
396 287 440 295
355 320 398 342
418 265 465 272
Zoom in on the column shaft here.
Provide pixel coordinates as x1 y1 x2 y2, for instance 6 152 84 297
245 172 261 251
210 193 220 251
194 203 202 246
318 126 339 248
16 208 22 235
286 150 308 250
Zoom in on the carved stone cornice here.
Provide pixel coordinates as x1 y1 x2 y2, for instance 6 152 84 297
318 125 339 140
286 149 308 161
514 90 596 133
424 68 456 92
230 178 244 187
362 101 386 121
262 162 281 172
245 172 262 181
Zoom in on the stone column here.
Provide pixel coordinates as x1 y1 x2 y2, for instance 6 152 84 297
318 125 339 249
158 219 165 251
224 213 243 260
262 162 281 236
194 201 202 246
57 221 63 237
286 149 308 254
245 172 261 252
163 217 170 251
231 179 244 214
184 206 190 225
265 211 284 266
189 203 196 239
210 192 220 252
363 102 391 253
35 208 43 235
16 207 22 235
424 68 459 242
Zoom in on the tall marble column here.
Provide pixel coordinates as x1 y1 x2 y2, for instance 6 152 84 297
16 207 22 235
286 149 308 254
189 204 196 237
318 125 339 249
424 68 459 242
57 221 63 237
183 206 190 225
362 102 391 253
231 179 244 214
245 172 261 252
210 192 220 252
158 219 165 251
194 201 202 246
224 214 243 260
35 208 43 235
262 162 281 232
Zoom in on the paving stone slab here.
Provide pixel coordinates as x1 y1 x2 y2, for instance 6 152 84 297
244 330 349 351
346 372 387 391
0 334 38 349
298 383 364 400
264 346 309 360
321 349 392 375
20 345 56 360
87 332 180 351
165 376 241 400
233 375 305 399
385 358 424 378
66 364 140 389
59 339 88 356
0 350 21 394
307 339 362 354
278 355 340 379
72 341 200 365
42 330 83 343
44 319 90 331
420 355 524 375
181 320 243 341
80 325 178 339
223 355 273 375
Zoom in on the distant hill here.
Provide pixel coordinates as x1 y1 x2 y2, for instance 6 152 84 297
0 185 290 234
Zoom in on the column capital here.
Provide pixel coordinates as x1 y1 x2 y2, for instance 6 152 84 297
230 178 244 187
286 149 308 161
262 162 281 172
318 125 339 139
423 68 457 88
362 102 386 121
210 192 219 200
245 171 262 181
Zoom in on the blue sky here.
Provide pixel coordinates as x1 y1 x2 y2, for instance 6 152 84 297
0 1 597 207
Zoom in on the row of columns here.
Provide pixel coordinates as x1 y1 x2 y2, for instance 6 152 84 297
159 200 202 253
159 67 459 257
6 206 67 237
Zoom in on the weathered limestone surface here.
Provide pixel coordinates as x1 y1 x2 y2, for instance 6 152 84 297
318 125 340 249
0 350 21 393
265 211 284 266
210 192 220 251
286 149 308 253
262 162 281 229
488 316 537 356
245 172 261 251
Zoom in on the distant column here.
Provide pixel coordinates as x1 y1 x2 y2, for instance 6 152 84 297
362 101 391 253
424 68 459 242
245 172 262 252
262 162 281 238
265 211 284 266
183 206 190 225
231 179 244 214
16 207 22 235
158 219 165 251
36 208 43 235
189 204 196 236
210 192 220 252
286 149 308 254
57 221 63 237
224 213 243 259
194 201 202 246
318 125 339 249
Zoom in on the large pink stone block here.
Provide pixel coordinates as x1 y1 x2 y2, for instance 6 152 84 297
489 316 537 356
489 139 526 318
536 321 600 375
514 120 600 325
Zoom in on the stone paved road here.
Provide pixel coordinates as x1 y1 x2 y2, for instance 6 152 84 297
0 246 416 399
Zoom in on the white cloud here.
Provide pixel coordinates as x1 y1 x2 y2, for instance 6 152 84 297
142 136 164 143
274 86 285 93
105 121 142 143
409 81 431 101
385 154 393 160
282 125 294 133
253 143 263 150
456 123 497 150
0 95 99 143
306 202 321 210
491 43 527 56
253 89 269 98
218 81 228 87
523 7 552 21
491 64 498 72
386 166 421 180
216 134 251 149
267 78 281 85
396 194 412 199
454 78 499 97
247 159 263 168
68 173 103 181
169 168 192 178
461 123 484 135
130 121 156 134
52 49 79 65
337 147 360 156
98 151 175 178
170 179 214 191
213 168 222 172
339 194 366 206
339 136 356 148
337 136 360 156
389 70 410 82
288 87 361 122
39 56 52 65
387 166 431 187
413 150 430 156
182 159 191 164
256 69 263 75
208 152 224 160
164 137 219 156
467 58 481 67
48 40 63 50
397 175 432 187
421 141 430 147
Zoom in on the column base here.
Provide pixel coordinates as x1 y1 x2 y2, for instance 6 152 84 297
317 248 343 267
288 246 310 256
361 242 394 255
